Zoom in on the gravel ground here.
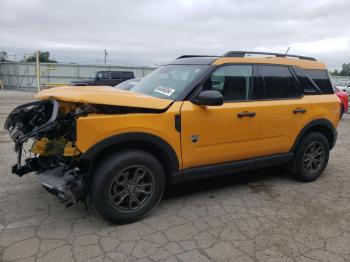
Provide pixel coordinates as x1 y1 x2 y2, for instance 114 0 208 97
1 90 350 262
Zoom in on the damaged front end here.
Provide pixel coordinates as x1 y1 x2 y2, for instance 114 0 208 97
4 99 87 206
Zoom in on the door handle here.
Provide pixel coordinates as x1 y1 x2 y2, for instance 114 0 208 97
237 111 256 118
293 108 307 114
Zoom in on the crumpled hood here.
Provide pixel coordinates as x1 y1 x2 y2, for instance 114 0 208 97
35 86 173 110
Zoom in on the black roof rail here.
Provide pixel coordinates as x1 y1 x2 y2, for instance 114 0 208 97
177 55 219 59
223 51 317 61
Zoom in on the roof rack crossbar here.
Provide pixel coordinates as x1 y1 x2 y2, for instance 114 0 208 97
223 51 316 61
177 55 219 59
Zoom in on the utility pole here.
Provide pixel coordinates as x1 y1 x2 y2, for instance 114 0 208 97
36 51 41 92
104 49 107 65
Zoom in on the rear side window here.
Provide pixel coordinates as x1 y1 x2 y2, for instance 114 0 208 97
292 67 319 94
303 69 334 94
121 72 134 79
111 72 121 79
260 65 299 99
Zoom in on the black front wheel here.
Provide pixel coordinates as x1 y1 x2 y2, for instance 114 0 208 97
290 132 330 182
91 150 165 224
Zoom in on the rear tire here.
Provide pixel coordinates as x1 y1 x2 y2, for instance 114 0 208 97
290 132 330 182
90 150 165 224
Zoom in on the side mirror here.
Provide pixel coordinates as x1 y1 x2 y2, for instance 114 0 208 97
196 90 223 106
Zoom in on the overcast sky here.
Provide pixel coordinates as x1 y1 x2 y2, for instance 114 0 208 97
1 0 350 69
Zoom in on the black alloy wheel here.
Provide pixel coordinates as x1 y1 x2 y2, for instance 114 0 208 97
302 141 326 175
91 150 165 224
108 165 155 212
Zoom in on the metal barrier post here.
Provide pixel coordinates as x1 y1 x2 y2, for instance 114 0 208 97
36 51 41 92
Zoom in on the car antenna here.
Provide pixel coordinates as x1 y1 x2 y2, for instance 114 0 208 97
285 46 291 55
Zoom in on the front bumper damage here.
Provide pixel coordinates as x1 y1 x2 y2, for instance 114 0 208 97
4 99 87 206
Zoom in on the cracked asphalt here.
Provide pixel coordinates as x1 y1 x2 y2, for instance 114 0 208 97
1 90 350 262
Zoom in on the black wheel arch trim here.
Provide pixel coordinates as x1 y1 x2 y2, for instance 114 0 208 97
173 152 293 183
81 132 180 175
291 118 337 151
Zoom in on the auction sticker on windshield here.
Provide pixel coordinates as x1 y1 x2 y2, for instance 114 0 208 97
154 86 175 96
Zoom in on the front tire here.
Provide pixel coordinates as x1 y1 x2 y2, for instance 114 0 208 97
91 150 165 224
290 132 330 182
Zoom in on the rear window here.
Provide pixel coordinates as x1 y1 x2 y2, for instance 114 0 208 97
303 69 334 94
111 71 134 79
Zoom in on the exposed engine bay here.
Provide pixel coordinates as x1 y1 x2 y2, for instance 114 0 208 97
4 99 84 206
4 99 152 206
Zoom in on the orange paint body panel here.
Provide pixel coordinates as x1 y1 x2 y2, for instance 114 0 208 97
36 86 173 110
76 101 183 168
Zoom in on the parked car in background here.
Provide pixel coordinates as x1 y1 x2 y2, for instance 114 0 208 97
334 86 349 117
115 77 142 90
335 80 349 92
70 71 134 86
346 83 350 96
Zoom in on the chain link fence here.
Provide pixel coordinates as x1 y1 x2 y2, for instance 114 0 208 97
0 62 156 90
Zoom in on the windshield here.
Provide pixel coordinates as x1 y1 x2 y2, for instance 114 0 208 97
115 77 142 90
130 65 209 100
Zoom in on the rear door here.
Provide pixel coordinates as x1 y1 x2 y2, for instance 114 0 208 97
257 65 314 157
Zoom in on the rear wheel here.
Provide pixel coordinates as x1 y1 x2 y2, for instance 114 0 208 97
91 150 165 224
290 132 330 182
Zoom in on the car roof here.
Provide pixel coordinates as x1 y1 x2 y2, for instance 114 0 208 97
170 51 327 70
97 70 134 73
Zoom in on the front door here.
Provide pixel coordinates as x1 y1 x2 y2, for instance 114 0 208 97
180 65 261 169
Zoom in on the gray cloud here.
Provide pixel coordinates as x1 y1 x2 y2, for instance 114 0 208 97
1 0 349 69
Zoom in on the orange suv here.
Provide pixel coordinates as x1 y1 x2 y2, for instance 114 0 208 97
5 51 340 223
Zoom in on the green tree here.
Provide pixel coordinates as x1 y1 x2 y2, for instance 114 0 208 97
0 51 7 62
331 63 350 76
25 51 57 63
339 63 350 76
330 69 340 76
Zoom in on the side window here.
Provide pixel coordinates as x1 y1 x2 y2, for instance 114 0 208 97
121 72 134 79
111 72 121 79
101 72 110 80
292 67 320 94
204 65 253 101
96 72 102 80
303 69 334 94
260 65 299 99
